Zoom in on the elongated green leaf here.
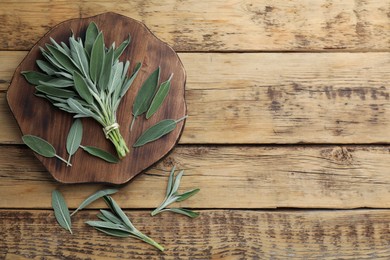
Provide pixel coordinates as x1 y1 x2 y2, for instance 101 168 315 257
93 227 131 238
86 221 131 233
70 189 118 216
36 85 76 98
167 208 200 218
99 47 114 89
36 60 56 75
103 196 135 231
52 190 72 234
171 170 184 196
50 37 70 56
22 135 56 157
81 145 119 163
85 22 99 56
40 47 66 71
176 188 200 202
69 36 89 76
131 67 160 129
166 166 176 199
66 119 83 166
107 61 124 95
146 74 173 119
21 71 53 85
46 44 80 73
96 213 112 223
133 119 176 147
113 35 131 61
39 78 74 88
66 98 93 118
89 32 104 84
99 209 123 225
116 62 141 104
73 71 93 104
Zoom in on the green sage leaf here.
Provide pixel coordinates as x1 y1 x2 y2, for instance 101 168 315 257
85 22 99 56
46 44 80 73
93 227 132 238
21 71 53 85
86 221 130 233
39 78 74 88
167 208 200 218
176 188 200 202
103 196 135 231
36 60 56 75
52 190 72 234
81 145 119 163
89 32 104 84
130 67 160 130
166 166 176 199
133 118 177 147
146 74 173 119
22 135 56 157
70 189 118 216
69 36 89 76
99 209 123 225
99 47 114 89
73 71 93 104
66 119 83 166
113 35 131 61
35 85 76 98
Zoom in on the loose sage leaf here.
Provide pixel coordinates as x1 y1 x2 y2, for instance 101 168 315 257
130 67 160 130
166 166 176 199
113 35 131 61
93 227 132 238
52 190 72 234
21 71 54 85
86 221 131 234
176 188 200 202
70 189 118 216
66 119 83 166
85 22 99 56
167 208 200 218
36 60 57 75
103 196 135 231
89 32 104 84
35 85 76 98
171 170 185 196
22 135 56 157
99 209 123 225
146 74 173 119
133 117 186 147
81 145 119 163
73 71 93 104
39 78 74 88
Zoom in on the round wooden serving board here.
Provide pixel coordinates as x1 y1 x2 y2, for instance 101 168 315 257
6 12 187 184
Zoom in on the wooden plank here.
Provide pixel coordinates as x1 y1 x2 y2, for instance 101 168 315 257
0 145 389 209
0 1 389 51
1 209 389 259
1 52 390 144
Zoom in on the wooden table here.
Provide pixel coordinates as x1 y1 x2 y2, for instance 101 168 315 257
1 1 389 259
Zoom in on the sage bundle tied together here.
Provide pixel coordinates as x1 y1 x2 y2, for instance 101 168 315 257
22 22 141 158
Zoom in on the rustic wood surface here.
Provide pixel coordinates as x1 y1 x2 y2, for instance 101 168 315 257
1 1 389 259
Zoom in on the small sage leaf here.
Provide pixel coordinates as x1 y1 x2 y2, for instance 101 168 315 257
35 85 76 98
86 221 130 233
133 116 187 147
177 188 200 202
131 67 160 130
52 190 72 234
167 208 200 218
113 35 131 61
66 119 83 166
93 227 132 238
146 74 173 119
99 209 123 225
73 71 93 104
103 196 135 231
70 189 118 216
22 135 56 157
85 22 99 56
81 145 119 163
22 71 53 85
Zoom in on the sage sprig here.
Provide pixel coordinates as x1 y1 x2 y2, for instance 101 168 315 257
71 188 118 216
151 166 200 218
146 73 173 119
80 145 119 163
86 195 164 251
133 115 187 147
130 67 160 130
22 22 142 159
52 190 72 234
22 135 70 166
66 119 83 166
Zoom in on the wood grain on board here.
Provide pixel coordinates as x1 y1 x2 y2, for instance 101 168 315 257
0 0 389 51
0 145 389 209
1 209 389 259
2 52 390 144
6 13 187 184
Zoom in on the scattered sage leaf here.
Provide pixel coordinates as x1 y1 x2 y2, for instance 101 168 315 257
133 116 187 147
171 170 185 196
166 166 176 199
66 119 83 166
86 221 130 233
70 188 118 216
166 208 200 218
93 227 132 238
22 135 56 157
21 71 53 85
146 73 173 119
80 145 119 163
85 22 99 56
52 190 72 234
99 209 123 225
103 196 135 231
176 188 200 202
130 67 160 130
35 85 76 98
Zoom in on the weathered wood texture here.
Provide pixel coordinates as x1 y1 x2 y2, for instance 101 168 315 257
1 145 389 209
0 0 389 51
2 52 389 144
1 209 390 259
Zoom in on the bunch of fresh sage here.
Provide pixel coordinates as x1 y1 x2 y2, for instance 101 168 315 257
22 22 141 158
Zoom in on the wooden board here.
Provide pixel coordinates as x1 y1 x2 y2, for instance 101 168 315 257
1 0 390 51
2 52 390 145
0 145 389 209
6 13 187 184
1 209 390 259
